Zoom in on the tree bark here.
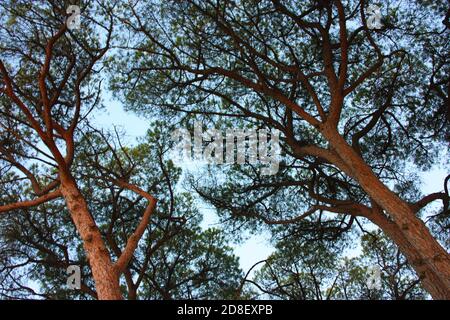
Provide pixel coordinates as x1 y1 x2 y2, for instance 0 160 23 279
322 125 450 299
59 172 123 300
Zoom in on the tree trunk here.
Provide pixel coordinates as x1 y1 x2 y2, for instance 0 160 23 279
59 172 123 300
322 125 450 299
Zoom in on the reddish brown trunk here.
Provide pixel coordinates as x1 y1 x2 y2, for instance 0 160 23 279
59 173 122 300
322 125 450 299
128 287 137 300
368 210 449 299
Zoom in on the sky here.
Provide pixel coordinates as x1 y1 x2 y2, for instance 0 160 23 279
92 95 448 277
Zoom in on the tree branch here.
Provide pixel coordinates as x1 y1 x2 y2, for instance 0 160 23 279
0 189 62 214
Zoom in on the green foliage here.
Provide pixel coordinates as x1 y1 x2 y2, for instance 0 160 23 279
252 231 428 300
0 126 243 299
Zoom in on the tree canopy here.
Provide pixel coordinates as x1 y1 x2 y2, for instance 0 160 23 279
0 0 449 300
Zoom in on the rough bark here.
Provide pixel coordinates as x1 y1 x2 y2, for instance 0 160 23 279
322 125 450 299
59 172 123 300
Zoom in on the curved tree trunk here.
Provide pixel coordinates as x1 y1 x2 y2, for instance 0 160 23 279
59 172 123 300
323 125 450 299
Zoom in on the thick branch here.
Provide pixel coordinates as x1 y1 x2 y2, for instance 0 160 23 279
0 189 62 214
113 180 157 273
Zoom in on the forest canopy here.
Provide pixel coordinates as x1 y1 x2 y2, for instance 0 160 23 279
0 0 448 300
